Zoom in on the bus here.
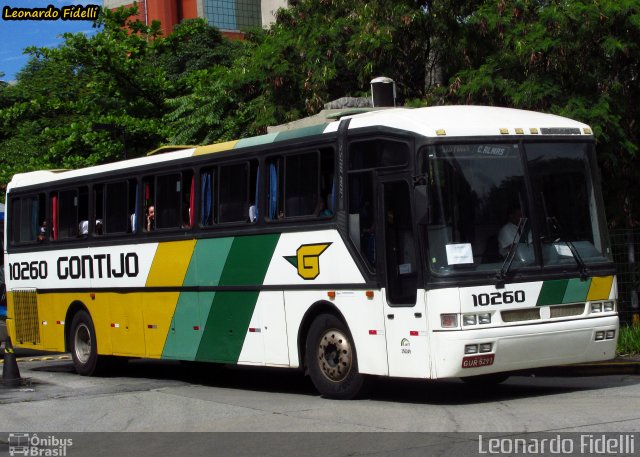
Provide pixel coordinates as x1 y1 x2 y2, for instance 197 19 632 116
3 106 618 399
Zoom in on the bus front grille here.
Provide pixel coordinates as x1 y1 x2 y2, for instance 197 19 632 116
501 308 540 323
549 303 586 318
13 289 41 345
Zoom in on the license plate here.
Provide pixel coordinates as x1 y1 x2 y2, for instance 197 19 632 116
462 354 495 368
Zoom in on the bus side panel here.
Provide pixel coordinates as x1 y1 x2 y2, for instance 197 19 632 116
6 290 67 352
162 237 232 360
283 290 388 376
143 292 181 358
106 292 146 356
162 291 207 360
238 291 289 366
192 234 280 364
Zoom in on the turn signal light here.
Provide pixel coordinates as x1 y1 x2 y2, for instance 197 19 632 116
441 314 458 328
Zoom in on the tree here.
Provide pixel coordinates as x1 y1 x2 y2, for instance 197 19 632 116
165 0 440 144
0 8 237 197
435 0 640 225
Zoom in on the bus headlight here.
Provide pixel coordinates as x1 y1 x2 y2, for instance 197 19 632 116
591 302 602 313
463 315 477 326
603 301 615 312
478 313 491 325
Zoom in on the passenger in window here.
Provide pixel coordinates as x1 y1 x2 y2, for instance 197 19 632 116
181 206 192 229
95 219 103 235
79 220 89 238
146 206 155 231
314 194 333 217
38 220 47 242
249 204 258 222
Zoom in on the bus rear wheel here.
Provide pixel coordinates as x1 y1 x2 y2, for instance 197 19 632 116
305 314 364 399
70 310 108 376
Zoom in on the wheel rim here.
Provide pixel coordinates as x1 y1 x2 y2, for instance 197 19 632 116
316 328 353 382
74 323 92 364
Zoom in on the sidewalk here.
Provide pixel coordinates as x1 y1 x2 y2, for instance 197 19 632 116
532 355 640 377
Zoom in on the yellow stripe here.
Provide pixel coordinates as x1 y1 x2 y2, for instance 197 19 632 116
146 240 196 287
193 140 238 156
586 276 614 301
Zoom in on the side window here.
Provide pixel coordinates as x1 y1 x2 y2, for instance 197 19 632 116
143 176 156 231
383 181 417 305
9 194 46 244
285 153 317 217
346 139 409 269
143 171 194 231
349 139 409 170
156 173 181 229
266 148 335 221
104 181 130 234
94 184 104 236
348 172 376 269
219 163 248 223
200 167 217 226
218 161 257 224
55 187 87 240
182 170 195 229
56 189 77 239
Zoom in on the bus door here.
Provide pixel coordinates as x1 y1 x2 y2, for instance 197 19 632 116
378 177 430 378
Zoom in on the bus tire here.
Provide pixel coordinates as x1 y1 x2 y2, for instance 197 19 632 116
69 310 107 376
305 313 364 399
461 372 510 385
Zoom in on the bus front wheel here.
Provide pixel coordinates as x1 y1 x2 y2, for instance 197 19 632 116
70 310 107 376
305 314 364 399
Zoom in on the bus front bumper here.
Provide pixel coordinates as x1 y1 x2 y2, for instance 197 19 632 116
432 315 619 379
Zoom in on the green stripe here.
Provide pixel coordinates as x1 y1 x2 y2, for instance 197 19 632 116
235 133 278 149
196 234 280 362
562 277 592 303
273 124 329 142
162 238 235 359
537 279 569 306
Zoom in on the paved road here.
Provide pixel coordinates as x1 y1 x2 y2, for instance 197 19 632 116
1 357 639 456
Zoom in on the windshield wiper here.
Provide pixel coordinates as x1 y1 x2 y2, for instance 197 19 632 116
547 216 589 281
496 217 528 289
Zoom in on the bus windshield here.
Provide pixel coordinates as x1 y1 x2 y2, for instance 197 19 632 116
422 141 611 276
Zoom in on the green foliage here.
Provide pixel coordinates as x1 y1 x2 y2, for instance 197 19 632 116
0 7 236 198
1 0 640 226
436 0 640 226
617 324 640 356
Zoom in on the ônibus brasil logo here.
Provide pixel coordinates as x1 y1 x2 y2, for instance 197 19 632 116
284 243 332 280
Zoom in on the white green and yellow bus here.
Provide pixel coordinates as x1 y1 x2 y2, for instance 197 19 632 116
3 106 619 399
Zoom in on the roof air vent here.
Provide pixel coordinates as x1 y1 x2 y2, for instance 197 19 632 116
370 77 396 107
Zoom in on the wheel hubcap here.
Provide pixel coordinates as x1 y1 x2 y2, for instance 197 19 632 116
74 323 92 364
317 329 352 382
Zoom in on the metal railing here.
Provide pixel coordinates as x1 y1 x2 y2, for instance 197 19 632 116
610 228 640 325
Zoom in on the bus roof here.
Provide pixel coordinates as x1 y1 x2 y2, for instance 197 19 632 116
329 105 592 138
7 106 591 191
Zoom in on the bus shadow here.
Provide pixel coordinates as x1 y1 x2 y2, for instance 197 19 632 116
31 359 640 405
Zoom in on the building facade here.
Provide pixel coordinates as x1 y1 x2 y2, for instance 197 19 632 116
103 0 287 37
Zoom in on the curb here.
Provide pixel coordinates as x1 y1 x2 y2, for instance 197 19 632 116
0 355 71 364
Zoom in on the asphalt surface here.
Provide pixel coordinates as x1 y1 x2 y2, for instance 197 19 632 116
3 349 640 377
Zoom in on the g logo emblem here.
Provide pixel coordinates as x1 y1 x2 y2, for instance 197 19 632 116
285 243 332 280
